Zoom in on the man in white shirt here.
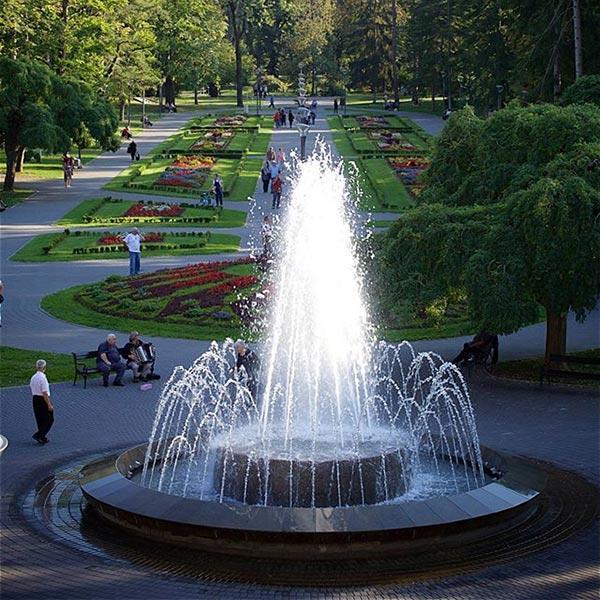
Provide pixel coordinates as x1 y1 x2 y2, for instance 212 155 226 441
124 227 142 275
30 359 54 444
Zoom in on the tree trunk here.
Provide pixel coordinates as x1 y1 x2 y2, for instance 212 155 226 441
234 35 243 108
194 86 198 104
572 0 583 78
3 143 21 192
391 0 400 104
119 101 126 122
15 147 25 172
164 75 176 105
544 309 567 363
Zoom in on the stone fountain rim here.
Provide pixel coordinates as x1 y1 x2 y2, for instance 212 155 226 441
79 442 546 538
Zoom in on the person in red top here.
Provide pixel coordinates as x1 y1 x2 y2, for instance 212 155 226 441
271 174 283 209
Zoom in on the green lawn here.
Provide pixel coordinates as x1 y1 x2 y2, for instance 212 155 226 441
345 93 446 116
360 158 414 211
56 198 247 228
12 231 240 262
492 348 600 385
0 188 34 208
0 148 104 181
0 346 76 387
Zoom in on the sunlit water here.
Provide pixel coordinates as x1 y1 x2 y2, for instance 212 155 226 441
142 145 485 507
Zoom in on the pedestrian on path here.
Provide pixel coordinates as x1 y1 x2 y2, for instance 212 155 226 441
124 227 142 275
281 110 287 127
270 161 280 180
266 147 275 162
213 174 224 207
288 110 294 128
271 174 283 210
62 152 74 188
127 140 138 162
276 148 285 165
273 112 280 128
30 360 54 445
269 96 275 108
260 161 272 193
333 98 338 114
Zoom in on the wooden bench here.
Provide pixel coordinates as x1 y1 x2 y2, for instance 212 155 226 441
540 354 600 385
72 351 102 388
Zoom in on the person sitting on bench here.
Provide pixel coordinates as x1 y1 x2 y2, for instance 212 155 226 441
96 333 126 387
452 330 499 366
122 331 159 382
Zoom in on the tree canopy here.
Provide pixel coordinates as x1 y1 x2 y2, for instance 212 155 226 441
377 104 600 359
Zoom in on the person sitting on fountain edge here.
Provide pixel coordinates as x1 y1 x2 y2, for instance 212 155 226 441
234 340 260 400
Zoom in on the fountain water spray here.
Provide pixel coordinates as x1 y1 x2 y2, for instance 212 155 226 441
142 145 485 507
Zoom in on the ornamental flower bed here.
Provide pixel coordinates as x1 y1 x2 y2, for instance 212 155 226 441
74 257 261 327
189 130 233 151
356 115 389 128
388 157 431 187
123 202 184 218
97 233 165 246
368 130 416 152
214 115 247 127
154 155 215 189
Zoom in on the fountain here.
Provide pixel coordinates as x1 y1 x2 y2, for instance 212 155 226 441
79 145 547 562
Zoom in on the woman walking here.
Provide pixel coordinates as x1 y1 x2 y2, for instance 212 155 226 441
260 161 271 193
288 110 294 129
62 152 74 188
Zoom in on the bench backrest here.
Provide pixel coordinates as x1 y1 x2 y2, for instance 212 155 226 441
72 351 100 362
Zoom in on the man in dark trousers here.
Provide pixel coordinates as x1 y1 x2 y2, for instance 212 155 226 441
213 174 224 207
30 360 54 444
97 333 126 386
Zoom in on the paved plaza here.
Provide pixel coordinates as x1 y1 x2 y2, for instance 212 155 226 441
1 101 598 599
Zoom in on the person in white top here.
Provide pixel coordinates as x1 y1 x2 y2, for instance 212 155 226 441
123 227 142 276
30 359 54 444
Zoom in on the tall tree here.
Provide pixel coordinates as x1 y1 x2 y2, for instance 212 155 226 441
377 104 600 361
0 57 118 191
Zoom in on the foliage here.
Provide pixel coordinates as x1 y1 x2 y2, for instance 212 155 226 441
0 57 118 191
561 75 600 107
378 104 600 356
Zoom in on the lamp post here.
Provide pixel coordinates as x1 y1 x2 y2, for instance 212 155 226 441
296 69 311 160
496 84 504 110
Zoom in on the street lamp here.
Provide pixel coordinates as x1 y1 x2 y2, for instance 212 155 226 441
296 69 311 160
495 84 504 110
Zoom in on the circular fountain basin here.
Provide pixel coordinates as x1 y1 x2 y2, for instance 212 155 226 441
213 429 412 507
79 443 546 559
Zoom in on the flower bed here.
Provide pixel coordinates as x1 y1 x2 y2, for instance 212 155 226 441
97 232 165 246
368 130 416 152
356 115 389 128
74 258 262 326
388 157 431 192
214 115 247 127
123 202 184 218
189 129 233 152
154 155 215 189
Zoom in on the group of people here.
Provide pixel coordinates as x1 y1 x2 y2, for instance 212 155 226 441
261 147 285 209
96 332 160 387
273 108 294 129
29 331 160 445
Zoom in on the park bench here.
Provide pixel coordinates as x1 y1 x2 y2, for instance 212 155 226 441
73 346 158 387
540 354 600 385
72 351 102 388
457 335 499 377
